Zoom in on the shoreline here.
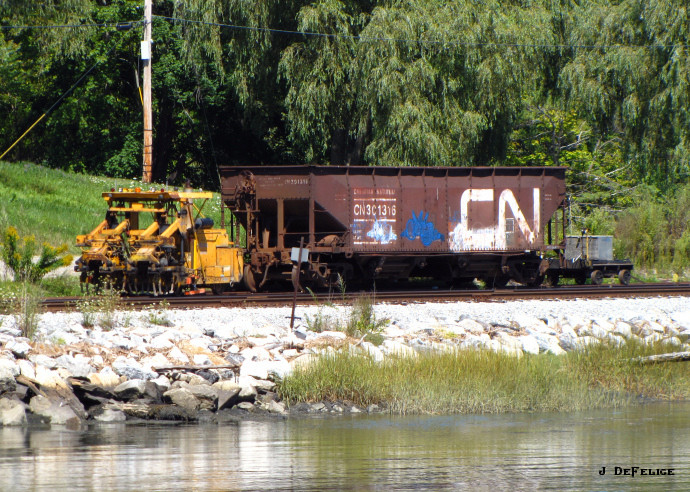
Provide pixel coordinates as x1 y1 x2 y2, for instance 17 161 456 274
1 296 690 426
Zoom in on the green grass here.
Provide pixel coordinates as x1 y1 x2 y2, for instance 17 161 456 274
0 276 81 305
304 295 388 345
277 341 690 415
0 161 129 252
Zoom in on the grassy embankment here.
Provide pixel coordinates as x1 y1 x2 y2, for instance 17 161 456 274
0 161 225 296
277 341 690 414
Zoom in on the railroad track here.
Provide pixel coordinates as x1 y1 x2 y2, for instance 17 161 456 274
41 282 690 312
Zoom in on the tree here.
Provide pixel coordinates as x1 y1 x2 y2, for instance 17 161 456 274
277 0 557 167
558 0 690 190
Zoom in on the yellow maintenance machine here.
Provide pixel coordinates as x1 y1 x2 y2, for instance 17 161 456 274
75 188 243 295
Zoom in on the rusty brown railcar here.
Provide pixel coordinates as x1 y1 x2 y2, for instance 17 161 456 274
220 165 567 291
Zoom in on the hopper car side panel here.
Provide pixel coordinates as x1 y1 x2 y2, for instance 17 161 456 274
221 166 566 253
220 165 567 290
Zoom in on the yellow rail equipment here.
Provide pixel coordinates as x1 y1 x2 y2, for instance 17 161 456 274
75 188 243 295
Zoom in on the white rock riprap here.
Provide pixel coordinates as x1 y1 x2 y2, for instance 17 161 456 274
1 296 690 424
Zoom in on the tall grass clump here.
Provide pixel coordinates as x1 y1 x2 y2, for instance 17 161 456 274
278 341 690 415
0 284 18 314
335 273 346 301
615 183 690 275
305 308 339 333
12 282 42 339
38 274 81 296
1 276 80 298
303 293 387 342
145 299 172 327
565 339 690 401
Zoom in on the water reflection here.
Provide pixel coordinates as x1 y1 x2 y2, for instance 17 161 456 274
0 402 687 491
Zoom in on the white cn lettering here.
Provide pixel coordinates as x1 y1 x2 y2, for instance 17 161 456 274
450 188 540 251
498 188 540 244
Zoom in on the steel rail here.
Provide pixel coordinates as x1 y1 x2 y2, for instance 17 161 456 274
40 282 690 312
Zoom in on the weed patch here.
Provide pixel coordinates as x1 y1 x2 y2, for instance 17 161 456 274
1 226 72 283
345 295 388 345
76 288 122 330
305 307 340 333
145 300 172 327
39 274 81 296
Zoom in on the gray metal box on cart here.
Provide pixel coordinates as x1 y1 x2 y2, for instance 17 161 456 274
565 236 613 261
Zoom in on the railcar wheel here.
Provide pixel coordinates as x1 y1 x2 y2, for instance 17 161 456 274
575 273 587 285
590 269 604 285
490 275 510 289
618 269 631 285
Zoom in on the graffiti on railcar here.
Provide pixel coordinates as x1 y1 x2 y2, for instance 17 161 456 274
366 219 398 244
352 187 399 245
449 188 540 251
401 211 444 247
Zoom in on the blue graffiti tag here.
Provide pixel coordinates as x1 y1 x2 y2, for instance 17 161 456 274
366 219 398 244
401 211 444 247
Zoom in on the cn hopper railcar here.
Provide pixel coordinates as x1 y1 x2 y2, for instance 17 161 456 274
220 165 568 291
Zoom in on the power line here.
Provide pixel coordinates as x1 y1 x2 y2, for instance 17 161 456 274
4 14 687 51
0 21 141 30
154 14 690 51
0 41 121 160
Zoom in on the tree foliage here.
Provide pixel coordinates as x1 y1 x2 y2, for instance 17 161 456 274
559 0 690 189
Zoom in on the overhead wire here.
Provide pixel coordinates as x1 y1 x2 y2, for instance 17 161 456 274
0 21 141 30
152 14 690 51
0 41 122 160
3 15 688 51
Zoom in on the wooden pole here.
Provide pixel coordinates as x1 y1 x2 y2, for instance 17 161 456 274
142 0 153 183
290 237 304 330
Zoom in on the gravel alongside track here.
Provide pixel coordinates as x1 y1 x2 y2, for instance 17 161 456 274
8 295 690 341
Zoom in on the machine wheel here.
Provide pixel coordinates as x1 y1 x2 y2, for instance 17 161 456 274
212 284 226 295
618 269 631 285
590 269 604 285
547 273 559 287
243 264 259 293
575 273 587 285
527 274 544 287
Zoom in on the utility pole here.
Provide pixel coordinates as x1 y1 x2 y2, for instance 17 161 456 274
141 0 153 183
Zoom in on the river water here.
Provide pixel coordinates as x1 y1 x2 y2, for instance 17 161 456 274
0 402 687 491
